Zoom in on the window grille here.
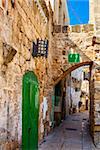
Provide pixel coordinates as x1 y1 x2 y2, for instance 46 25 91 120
32 39 48 58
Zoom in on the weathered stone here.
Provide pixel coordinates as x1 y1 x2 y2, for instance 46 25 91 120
71 25 81 33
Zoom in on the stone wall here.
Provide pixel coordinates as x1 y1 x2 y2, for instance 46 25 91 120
0 0 53 149
89 0 100 36
93 67 100 148
94 0 100 36
0 0 100 149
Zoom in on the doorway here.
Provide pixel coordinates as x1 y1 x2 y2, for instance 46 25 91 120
22 71 39 150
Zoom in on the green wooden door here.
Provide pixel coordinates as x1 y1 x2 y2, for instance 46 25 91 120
22 71 39 150
51 95 55 128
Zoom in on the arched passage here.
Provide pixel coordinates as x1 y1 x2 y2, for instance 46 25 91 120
52 61 94 129
54 61 93 85
22 71 39 150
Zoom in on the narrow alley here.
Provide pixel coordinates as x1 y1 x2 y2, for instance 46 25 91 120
39 112 97 150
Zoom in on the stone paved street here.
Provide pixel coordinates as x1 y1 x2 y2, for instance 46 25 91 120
39 112 100 150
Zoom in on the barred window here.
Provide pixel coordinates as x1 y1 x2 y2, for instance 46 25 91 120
32 39 48 58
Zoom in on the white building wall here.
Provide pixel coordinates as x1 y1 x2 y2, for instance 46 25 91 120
71 67 83 81
66 86 81 112
66 68 83 113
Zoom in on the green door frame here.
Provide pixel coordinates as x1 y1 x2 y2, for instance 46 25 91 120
22 71 39 150
50 95 55 128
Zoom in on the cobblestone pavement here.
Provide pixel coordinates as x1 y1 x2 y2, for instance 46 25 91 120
39 112 100 150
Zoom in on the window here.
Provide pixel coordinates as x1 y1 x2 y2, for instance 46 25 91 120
32 39 48 58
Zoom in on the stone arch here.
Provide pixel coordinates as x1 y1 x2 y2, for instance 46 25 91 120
54 61 93 85
53 61 94 137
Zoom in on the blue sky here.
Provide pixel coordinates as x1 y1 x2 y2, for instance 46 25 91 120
67 0 89 25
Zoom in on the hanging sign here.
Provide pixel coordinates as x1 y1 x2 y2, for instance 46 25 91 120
68 53 80 63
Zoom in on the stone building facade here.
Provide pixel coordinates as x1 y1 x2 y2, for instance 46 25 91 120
89 0 100 36
0 0 100 149
0 0 53 149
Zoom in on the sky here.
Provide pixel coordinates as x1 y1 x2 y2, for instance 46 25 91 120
67 0 89 25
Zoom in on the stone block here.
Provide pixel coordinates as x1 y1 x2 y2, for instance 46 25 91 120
83 24 94 32
19 55 25 66
94 81 100 89
71 25 81 33
94 94 100 100
4 141 19 150
53 25 61 33
16 2 27 22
